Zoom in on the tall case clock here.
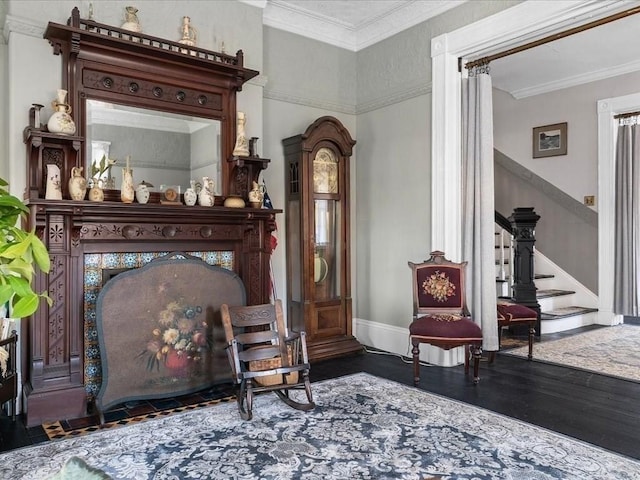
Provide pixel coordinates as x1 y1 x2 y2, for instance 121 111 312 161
282 116 363 361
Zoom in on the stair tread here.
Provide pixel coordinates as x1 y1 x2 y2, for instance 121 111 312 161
537 288 575 298
541 306 598 320
535 273 554 279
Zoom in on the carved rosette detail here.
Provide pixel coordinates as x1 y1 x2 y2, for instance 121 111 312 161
84 70 222 111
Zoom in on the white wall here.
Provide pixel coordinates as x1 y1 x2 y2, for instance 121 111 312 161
493 70 640 210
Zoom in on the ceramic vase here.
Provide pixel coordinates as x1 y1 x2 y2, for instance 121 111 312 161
135 183 150 204
45 164 63 200
47 89 76 135
247 181 264 208
68 166 87 201
184 180 197 206
88 180 104 202
120 167 135 203
198 176 215 206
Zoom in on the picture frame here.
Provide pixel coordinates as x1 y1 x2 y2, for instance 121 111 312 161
532 122 567 158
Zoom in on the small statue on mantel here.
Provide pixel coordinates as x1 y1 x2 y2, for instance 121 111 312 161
232 112 250 157
121 6 142 32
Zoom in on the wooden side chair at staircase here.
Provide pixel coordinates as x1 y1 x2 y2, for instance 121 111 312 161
408 251 483 386
221 299 315 420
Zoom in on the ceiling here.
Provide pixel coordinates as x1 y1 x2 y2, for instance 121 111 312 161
264 0 640 99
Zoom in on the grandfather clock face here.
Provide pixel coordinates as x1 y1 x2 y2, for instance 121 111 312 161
312 147 340 300
313 147 338 194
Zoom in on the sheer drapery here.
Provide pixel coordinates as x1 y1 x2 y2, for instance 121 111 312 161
461 71 499 351
614 121 640 316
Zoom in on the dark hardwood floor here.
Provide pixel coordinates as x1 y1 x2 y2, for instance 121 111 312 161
1 326 639 462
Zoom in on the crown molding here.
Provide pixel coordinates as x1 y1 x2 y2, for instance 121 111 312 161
511 57 640 99
264 0 465 52
264 1 356 50
4 14 44 43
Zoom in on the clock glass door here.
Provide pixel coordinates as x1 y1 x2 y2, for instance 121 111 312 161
313 147 340 301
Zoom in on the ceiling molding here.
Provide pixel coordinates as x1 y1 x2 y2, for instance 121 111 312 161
4 14 44 43
263 0 465 51
510 57 640 99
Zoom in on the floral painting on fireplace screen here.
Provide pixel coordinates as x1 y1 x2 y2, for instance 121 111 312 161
83 251 234 399
92 253 245 413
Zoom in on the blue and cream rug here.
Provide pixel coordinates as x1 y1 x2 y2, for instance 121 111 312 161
2 373 639 479
507 324 640 383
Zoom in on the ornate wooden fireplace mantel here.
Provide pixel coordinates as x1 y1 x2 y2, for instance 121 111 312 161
22 8 278 427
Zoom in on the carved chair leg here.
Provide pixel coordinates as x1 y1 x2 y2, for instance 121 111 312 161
464 345 470 374
472 345 482 384
412 340 421 386
528 324 535 360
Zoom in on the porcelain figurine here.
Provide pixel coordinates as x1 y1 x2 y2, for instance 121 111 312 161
121 167 135 204
121 6 142 32
198 176 215 206
232 112 249 157
45 164 63 200
68 166 87 201
47 89 76 135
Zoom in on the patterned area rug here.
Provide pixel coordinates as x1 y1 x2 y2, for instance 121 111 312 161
2 373 639 479
506 324 640 382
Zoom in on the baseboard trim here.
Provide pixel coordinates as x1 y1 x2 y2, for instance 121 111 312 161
353 317 464 368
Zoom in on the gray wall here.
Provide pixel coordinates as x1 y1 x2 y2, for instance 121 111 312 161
352 1 519 327
494 150 598 292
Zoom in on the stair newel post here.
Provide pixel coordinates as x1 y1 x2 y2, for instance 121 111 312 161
509 207 542 336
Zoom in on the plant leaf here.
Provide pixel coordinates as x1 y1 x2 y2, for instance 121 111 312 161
11 294 39 318
30 234 51 273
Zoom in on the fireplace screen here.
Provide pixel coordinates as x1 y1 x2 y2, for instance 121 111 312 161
94 252 245 414
84 250 233 397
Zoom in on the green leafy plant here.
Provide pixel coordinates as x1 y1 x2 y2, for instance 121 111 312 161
0 178 51 318
90 155 117 184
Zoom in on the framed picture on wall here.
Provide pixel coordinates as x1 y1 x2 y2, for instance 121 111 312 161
532 122 567 158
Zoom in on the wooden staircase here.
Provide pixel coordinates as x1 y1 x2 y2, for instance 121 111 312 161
495 226 598 335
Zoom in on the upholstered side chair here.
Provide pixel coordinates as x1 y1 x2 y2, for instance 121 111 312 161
408 251 483 386
488 300 538 363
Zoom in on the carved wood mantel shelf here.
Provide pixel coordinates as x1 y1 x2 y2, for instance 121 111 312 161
24 200 279 427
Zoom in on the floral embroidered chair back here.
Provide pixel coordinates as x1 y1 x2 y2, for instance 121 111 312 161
411 251 468 317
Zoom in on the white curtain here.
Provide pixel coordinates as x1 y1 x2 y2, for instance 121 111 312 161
614 121 640 315
461 71 499 351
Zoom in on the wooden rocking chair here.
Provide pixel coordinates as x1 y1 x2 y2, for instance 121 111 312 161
221 299 315 420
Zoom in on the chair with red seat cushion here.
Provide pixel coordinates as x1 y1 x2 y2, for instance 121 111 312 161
489 301 538 363
408 251 483 386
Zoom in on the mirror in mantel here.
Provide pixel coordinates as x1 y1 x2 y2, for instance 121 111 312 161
86 100 221 195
